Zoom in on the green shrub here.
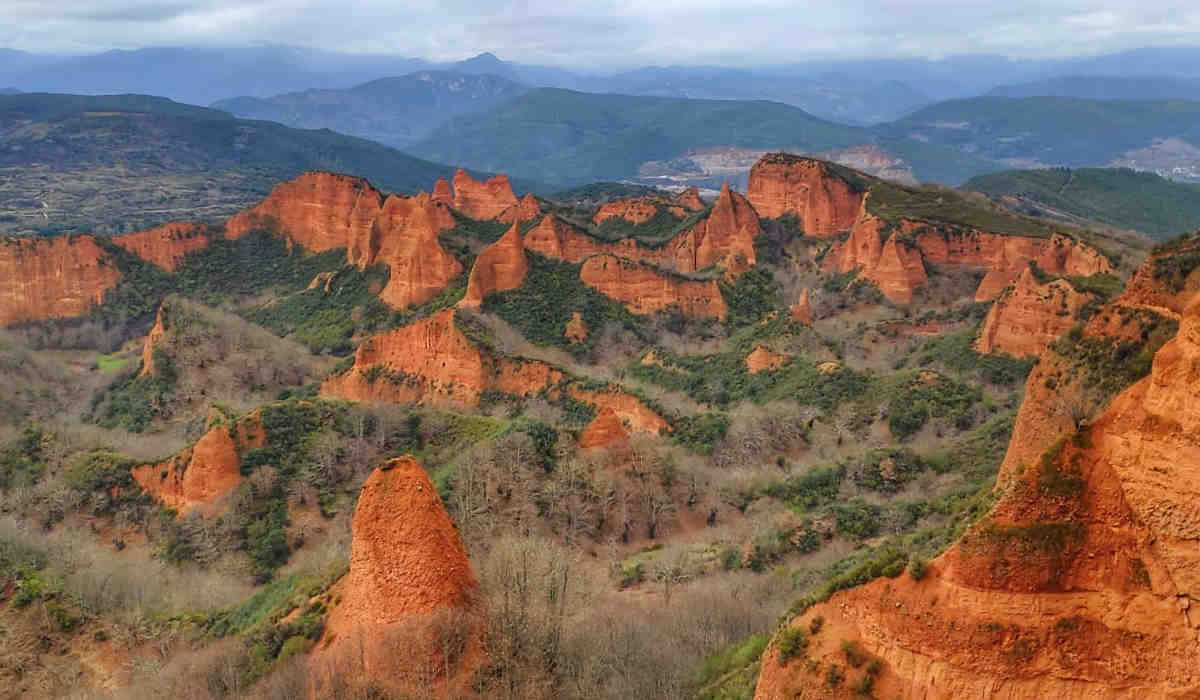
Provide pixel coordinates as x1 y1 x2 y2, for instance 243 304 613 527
672 413 730 455
0 427 46 491
720 267 783 328
825 663 844 688
841 639 869 668
775 626 809 666
908 555 928 581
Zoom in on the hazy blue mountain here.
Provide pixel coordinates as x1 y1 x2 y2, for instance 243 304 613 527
988 75 1200 101
212 71 528 147
0 88 19 95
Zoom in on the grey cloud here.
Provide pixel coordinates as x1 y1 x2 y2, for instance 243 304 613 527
3 0 1200 67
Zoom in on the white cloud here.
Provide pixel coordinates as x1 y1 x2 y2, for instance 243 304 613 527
2 0 1200 66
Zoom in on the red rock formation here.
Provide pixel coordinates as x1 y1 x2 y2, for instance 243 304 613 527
460 223 528 308
976 267 1094 357
745 154 864 237
112 222 212 272
0 235 122 326
451 169 518 220
564 312 588 343
669 183 759 277
499 193 543 223
432 178 453 207
224 172 461 309
578 407 630 449
138 302 168 377
825 209 1113 305
755 297 1200 700
321 309 563 407
368 193 463 309
567 387 670 436
745 346 789 374
791 288 812 325
131 414 265 514
313 456 484 697
580 254 727 319
674 187 705 212
593 197 669 226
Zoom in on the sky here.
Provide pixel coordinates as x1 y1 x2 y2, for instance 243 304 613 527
3 0 1200 68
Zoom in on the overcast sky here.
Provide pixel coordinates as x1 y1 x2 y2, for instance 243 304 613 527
3 0 1200 68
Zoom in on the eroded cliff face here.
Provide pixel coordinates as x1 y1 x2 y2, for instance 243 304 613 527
320 309 563 407
138 302 168 378
112 222 212 272
669 184 759 277
578 407 631 449
755 292 1200 700
225 172 461 309
564 312 588 343
791 288 813 325
825 210 1113 305
0 235 122 326
460 222 528 308
452 169 519 221
130 414 265 514
591 188 704 226
567 387 670 436
746 154 864 236
312 456 484 697
579 254 727 319
976 267 1094 358
500 193 543 224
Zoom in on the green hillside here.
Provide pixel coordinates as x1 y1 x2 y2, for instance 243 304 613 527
409 89 857 186
967 167 1200 239
0 93 538 237
877 96 1200 167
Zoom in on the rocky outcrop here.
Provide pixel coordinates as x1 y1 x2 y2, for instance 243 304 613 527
564 312 588 343
674 187 705 212
592 189 704 227
567 387 670 436
369 193 463 309
130 414 265 514
791 288 812 325
112 222 213 272
138 302 168 377
452 169 518 221
499 193 542 224
432 178 453 207
745 346 789 374
669 183 759 277
755 297 1200 700
578 407 630 449
746 154 864 237
224 172 461 309
313 456 484 697
0 235 122 326
321 309 563 408
460 223 528 308
580 255 727 319
825 210 1113 305
976 267 1094 357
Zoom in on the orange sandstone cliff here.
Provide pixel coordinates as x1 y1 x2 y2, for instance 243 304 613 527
0 235 123 326
668 183 759 277
225 172 461 309
460 222 528 308
579 254 728 319
112 222 213 272
755 291 1200 700
321 309 563 407
745 346 789 374
452 169 519 221
791 288 813 325
138 302 169 377
592 188 704 226
578 407 631 449
975 266 1094 358
130 414 266 514
312 456 484 697
746 154 864 237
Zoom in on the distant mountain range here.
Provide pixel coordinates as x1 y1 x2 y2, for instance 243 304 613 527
212 71 528 148
988 75 1200 101
0 87 18 95
11 44 1200 126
